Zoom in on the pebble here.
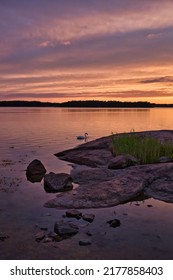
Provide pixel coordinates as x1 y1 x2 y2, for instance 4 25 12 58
39 225 48 231
46 213 52 216
79 239 91 246
86 231 92 236
107 219 121 228
0 232 9 241
82 214 95 223
43 237 52 243
35 231 45 242
54 221 79 237
66 210 82 219
52 235 64 242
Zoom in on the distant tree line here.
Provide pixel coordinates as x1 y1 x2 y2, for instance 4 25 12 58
0 100 173 108
60 100 153 108
0 100 55 107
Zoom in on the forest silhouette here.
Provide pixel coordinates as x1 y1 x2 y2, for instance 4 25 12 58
0 100 173 108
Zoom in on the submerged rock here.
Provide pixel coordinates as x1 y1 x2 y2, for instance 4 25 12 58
43 237 52 243
44 173 73 193
46 231 63 242
79 239 91 246
35 231 46 242
0 232 9 241
86 231 92 236
27 173 45 183
66 209 82 219
82 214 95 223
54 221 79 237
107 219 121 228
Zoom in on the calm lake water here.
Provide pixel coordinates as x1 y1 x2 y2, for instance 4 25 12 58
0 107 173 259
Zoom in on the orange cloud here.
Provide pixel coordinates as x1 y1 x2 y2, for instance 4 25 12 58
1 1 173 103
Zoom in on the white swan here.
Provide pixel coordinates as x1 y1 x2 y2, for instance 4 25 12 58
76 132 88 140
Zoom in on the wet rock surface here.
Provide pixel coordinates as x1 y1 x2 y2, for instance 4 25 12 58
46 130 173 209
54 221 79 237
26 159 46 176
56 146 113 167
44 166 146 209
66 210 82 219
35 231 46 242
0 232 10 241
107 219 121 228
82 214 95 223
26 159 46 182
108 154 139 169
158 156 173 163
44 172 73 193
0 175 21 193
27 173 45 183
79 239 91 246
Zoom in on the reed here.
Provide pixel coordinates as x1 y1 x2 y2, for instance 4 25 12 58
111 132 173 164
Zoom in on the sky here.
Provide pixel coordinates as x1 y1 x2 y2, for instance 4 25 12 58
1 0 173 103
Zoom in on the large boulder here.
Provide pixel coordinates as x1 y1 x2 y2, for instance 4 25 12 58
26 159 46 182
44 166 146 209
144 164 173 203
26 159 46 175
44 163 173 209
56 143 113 167
108 154 139 169
44 172 73 193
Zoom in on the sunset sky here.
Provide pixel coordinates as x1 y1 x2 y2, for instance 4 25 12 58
1 0 173 103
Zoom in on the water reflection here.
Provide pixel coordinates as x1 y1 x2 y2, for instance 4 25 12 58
1 107 173 259
26 173 44 183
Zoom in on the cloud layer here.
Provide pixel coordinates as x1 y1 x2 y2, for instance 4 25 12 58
0 0 173 103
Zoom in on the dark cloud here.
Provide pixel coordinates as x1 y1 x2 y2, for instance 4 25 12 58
2 92 69 99
140 76 173 84
107 90 173 98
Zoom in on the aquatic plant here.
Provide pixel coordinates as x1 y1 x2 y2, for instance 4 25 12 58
111 132 173 164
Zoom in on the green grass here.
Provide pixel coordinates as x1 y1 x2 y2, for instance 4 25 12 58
111 132 173 164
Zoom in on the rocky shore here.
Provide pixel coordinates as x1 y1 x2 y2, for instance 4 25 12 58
43 130 173 209
1 130 173 259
